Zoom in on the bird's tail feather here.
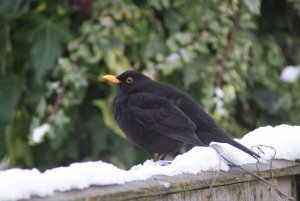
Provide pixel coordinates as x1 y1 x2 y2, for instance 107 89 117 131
227 139 260 159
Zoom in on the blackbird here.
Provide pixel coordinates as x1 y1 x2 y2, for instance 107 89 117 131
103 70 260 161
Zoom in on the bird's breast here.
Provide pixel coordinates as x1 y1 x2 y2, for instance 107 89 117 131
112 95 181 153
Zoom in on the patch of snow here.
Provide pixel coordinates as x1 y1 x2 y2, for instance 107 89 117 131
280 65 300 83
214 87 225 115
156 63 164 70
240 125 300 161
31 123 50 144
0 156 9 170
0 125 300 201
215 87 224 98
159 181 171 188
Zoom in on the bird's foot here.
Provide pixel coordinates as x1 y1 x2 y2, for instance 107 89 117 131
153 153 171 166
155 160 172 166
154 153 167 162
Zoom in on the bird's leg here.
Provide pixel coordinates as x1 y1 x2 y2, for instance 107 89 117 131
154 153 167 162
154 153 172 166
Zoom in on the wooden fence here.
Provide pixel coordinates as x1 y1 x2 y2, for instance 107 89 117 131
31 160 300 201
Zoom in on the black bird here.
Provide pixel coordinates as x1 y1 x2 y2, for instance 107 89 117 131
103 71 260 161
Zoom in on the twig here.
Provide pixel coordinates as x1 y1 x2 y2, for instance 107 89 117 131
208 153 222 200
146 16 221 77
251 145 276 177
86 72 102 82
47 84 65 124
215 3 241 88
212 146 295 201
47 72 101 123
251 145 293 200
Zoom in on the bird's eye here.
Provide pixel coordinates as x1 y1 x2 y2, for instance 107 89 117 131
126 77 133 83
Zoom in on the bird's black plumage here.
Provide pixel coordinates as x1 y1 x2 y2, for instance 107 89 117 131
104 70 260 160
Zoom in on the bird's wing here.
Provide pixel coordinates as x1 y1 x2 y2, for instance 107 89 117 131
128 93 204 146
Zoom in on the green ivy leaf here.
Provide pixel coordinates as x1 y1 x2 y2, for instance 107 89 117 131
0 73 22 123
28 16 71 78
183 65 198 89
142 34 166 60
5 113 33 167
93 99 126 138
245 0 261 15
0 73 22 158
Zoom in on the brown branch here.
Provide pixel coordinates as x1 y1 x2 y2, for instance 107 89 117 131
86 72 102 82
46 72 102 124
47 85 65 124
215 4 241 88
47 72 103 123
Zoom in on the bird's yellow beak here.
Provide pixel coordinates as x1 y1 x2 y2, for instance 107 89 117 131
103 75 121 83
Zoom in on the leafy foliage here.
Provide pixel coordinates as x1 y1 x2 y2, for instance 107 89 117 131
0 0 300 169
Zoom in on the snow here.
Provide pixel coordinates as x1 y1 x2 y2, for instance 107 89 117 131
240 125 300 161
31 123 50 144
280 65 300 83
0 156 9 170
213 87 225 115
159 181 171 188
1 124 300 201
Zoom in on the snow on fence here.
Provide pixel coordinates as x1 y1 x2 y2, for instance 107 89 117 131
1 125 300 201
30 159 300 201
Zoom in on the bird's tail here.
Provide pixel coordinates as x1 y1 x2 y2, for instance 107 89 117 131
227 139 260 159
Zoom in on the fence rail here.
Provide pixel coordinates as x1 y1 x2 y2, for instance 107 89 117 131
32 160 300 201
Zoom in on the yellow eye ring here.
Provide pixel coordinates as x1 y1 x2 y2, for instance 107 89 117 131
126 77 133 83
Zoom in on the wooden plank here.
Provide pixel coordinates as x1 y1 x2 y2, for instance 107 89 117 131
30 160 300 201
132 176 296 201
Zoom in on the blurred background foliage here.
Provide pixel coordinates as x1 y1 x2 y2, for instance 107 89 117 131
0 0 300 170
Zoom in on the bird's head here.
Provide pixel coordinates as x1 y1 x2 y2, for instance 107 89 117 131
103 70 150 94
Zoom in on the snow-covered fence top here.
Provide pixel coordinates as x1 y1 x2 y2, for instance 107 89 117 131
1 125 300 200
30 159 300 201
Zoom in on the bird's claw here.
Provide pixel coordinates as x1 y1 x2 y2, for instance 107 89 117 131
155 160 172 166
